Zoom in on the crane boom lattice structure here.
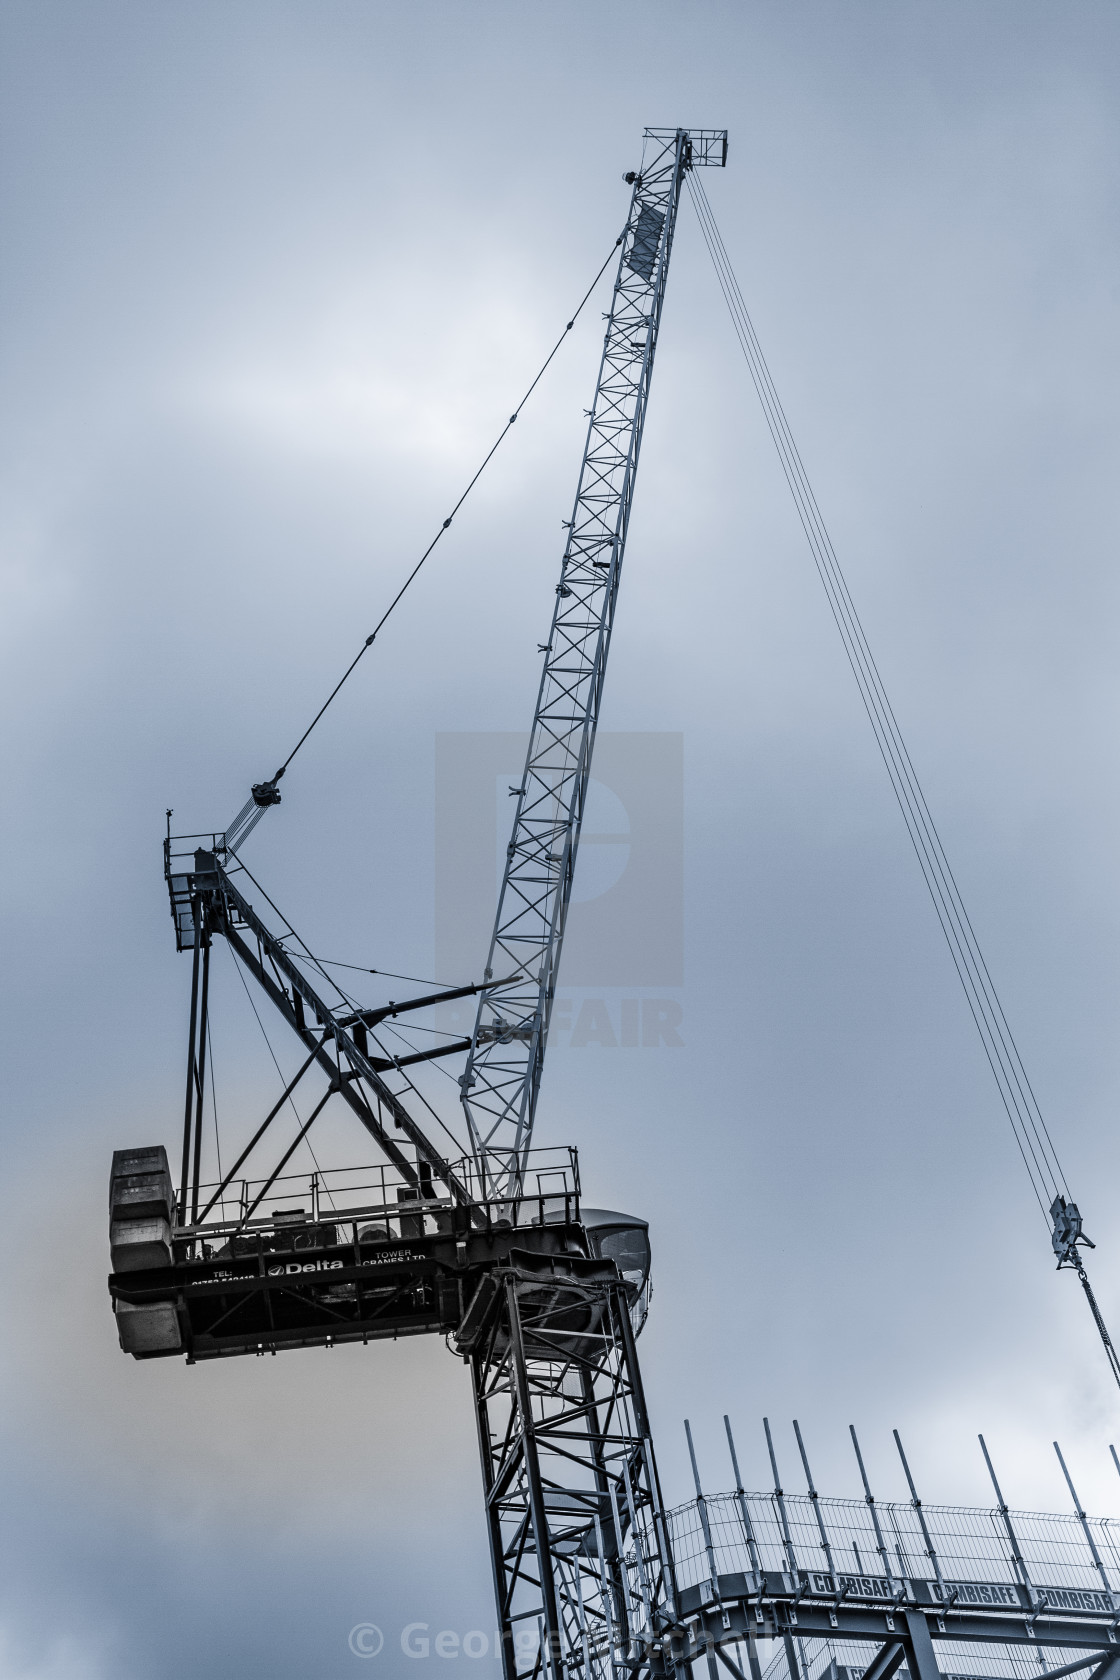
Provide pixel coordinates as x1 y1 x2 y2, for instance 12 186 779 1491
461 127 727 1201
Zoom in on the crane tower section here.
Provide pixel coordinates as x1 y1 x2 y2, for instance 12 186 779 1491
461 128 727 1198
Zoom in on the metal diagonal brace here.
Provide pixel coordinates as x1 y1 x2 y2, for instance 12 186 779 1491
714 1642 752 1680
211 857 476 1207
1040 1657 1120 1680
221 921 419 1184
858 1644 906 1680
197 1037 325 1222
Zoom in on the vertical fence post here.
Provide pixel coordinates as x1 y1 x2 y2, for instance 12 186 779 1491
686 1420 722 1597
793 1420 838 1584
724 1416 764 1576
1054 1441 1117 1611
764 1422 809 1680
894 1431 950 1609
764 1419 800 1579
979 1434 1047 1671
849 1426 898 1594
978 1435 1038 1606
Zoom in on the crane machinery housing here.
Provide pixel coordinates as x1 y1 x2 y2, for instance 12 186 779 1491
108 126 728 1680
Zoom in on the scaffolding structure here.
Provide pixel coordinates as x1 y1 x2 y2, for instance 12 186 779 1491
664 1424 1120 1680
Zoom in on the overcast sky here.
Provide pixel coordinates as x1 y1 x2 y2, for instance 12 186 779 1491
4 4 1120 1677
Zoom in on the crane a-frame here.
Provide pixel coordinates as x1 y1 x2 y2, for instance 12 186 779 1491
107 127 728 1680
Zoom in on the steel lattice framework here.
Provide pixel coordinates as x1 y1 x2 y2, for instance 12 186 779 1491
469 1267 679 1680
662 1480 1120 1680
460 128 728 1198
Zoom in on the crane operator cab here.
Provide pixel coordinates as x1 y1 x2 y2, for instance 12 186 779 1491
580 1208 652 1334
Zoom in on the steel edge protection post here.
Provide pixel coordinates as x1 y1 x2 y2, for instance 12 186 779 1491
849 1425 897 1592
893 1430 949 1609
763 1420 799 1579
1054 1442 1118 1611
723 1417 765 1680
684 1420 721 1680
763 1423 808 1680
793 1420 838 1581
723 1417 763 1580
978 1434 1039 1614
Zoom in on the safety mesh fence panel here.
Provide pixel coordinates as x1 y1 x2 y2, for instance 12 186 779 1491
759 1636 1087 1680
667 1493 1120 1600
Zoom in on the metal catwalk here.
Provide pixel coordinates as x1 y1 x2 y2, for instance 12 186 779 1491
663 1429 1120 1680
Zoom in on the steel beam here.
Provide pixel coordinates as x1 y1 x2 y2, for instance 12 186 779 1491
902 1612 941 1680
857 1645 905 1680
471 1267 677 1680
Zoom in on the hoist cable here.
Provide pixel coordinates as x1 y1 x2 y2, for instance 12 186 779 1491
206 1016 223 1195
226 854 357 1010
227 943 337 1212
223 234 625 853
280 949 458 989
687 174 1071 1221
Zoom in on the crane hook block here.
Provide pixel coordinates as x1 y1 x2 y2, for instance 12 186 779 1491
251 780 282 809
1051 1194 1093 1263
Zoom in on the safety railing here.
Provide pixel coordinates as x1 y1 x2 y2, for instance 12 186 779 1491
175 1145 581 1252
667 1490 1120 1606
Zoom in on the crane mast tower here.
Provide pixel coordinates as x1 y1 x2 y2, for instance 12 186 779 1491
106 126 728 1680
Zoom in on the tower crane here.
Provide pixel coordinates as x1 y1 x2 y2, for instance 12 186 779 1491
107 126 728 1680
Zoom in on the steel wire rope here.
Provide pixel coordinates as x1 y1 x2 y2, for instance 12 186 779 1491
687 172 1070 1219
373 1015 480 1090
223 234 626 851
364 1018 468 1156
206 1016 224 1215
230 859 466 1156
226 854 357 1011
227 943 338 1213
375 1019 462 1040
688 175 1063 1209
283 952 459 988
